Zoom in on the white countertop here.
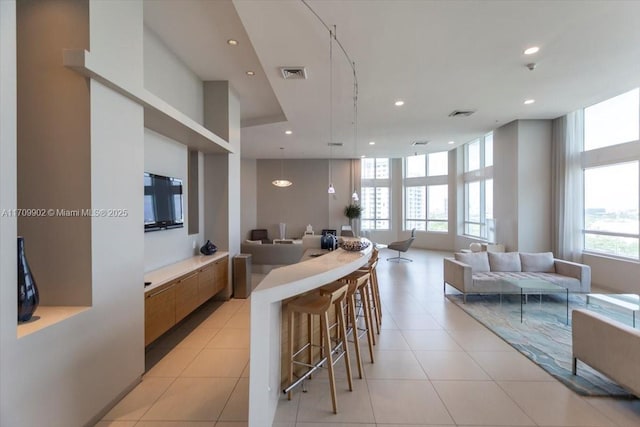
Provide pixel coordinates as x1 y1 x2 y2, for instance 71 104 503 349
144 252 229 293
249 239 372 426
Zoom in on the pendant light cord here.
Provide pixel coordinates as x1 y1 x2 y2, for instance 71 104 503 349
329 28 333 186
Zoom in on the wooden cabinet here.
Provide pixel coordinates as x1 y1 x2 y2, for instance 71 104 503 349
213 257 228 295
175 272 199 323
144 253 229 346
197 265 215 305
144 283 176 346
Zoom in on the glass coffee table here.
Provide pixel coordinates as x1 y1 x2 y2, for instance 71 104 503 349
586 293 639 327
500 278 569 324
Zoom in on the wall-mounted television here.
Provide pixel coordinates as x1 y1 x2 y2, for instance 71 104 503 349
144 172 184 232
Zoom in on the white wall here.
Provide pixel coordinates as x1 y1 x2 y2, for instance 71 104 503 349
2 2 146 426
494 121 519 251
241 158 257 240
228 89 242 271
202 82 241 298
256 159 355 239
144 129 204 272
143 25 203 124
0 0 18 421
517 120 552 252
492 120 553 252
584 253 640 293
90 0 143 88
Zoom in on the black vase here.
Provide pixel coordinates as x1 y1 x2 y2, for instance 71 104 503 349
17 236 39 322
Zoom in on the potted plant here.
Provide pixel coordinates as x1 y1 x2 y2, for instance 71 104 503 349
344 203 362 228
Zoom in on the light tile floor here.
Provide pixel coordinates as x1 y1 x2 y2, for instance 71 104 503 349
99 249 640 427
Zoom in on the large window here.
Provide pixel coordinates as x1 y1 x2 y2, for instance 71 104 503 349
584 89 639 151
361 158 390 230
403 152 448 232
584 163 639 258
582 90 640 259
463 133 493 239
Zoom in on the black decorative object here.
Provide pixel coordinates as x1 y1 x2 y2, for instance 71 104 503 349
321 233 338 251
17 236 39 322
200 240 218 256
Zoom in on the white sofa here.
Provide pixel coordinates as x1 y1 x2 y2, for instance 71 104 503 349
443 251 591 302
572 309 640 397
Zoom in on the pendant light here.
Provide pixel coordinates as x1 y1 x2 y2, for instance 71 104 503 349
328 145 335 194
327 27 336 195
272 147 292 188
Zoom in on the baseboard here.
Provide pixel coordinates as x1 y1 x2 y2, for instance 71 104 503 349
83 375 142 427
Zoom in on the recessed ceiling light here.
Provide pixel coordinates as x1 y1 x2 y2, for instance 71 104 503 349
524 99 535 105
246 71 255 76
448 140 455 145
227 39 238 46
360 155 366 158
369 141 375 145
394 100 405 106
524 46 539 55
285 130 292 135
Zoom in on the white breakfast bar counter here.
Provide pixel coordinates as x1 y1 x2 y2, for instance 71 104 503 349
248 241 372 426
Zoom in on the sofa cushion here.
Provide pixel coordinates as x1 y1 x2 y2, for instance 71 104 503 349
455 251 490 273
245 239 262 244
488 252 521 272
520 252 555 273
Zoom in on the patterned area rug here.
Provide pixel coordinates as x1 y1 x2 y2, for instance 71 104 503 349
447 292 636 397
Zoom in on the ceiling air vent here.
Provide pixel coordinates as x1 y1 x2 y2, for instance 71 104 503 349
328 142 343 147
448 110 476 117
412 140 430 146
280 67 308 80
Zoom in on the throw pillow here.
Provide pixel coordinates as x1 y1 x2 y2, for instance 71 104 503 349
454 251 490 273
245 239 262 245
488 252 522 272
520 252 555 272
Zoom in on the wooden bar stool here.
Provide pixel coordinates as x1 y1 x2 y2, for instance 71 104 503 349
339 270 376 359
358 248 382 333
286 282 353 414
319 278 366 379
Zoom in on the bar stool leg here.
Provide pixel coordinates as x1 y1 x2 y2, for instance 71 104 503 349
336 297 353 391
288 309 295 400
307 313 313 379
359 286 376 360
372 268 382 324
368 279 381 335
348 293 364 378
322 312 338 414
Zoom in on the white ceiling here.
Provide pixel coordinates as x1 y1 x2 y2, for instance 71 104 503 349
145 0 640 159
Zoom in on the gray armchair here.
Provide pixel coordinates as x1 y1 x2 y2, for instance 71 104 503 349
387 228 416 262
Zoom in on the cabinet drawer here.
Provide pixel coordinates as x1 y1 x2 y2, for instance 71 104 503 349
213 257 228 295
175 272 199 322
198 265 215 305
145 284 176 346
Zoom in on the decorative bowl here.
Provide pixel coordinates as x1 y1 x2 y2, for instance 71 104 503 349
339 239 370 252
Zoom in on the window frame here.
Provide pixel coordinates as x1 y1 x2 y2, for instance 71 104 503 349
462 133 493 240
403 152 449 233
361 158 391 231
581 88 640 260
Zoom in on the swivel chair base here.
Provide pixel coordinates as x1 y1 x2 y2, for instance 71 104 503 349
387 251 413 262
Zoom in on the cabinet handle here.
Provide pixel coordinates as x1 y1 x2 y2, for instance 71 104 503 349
147 285 175 298
179 272 198 282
